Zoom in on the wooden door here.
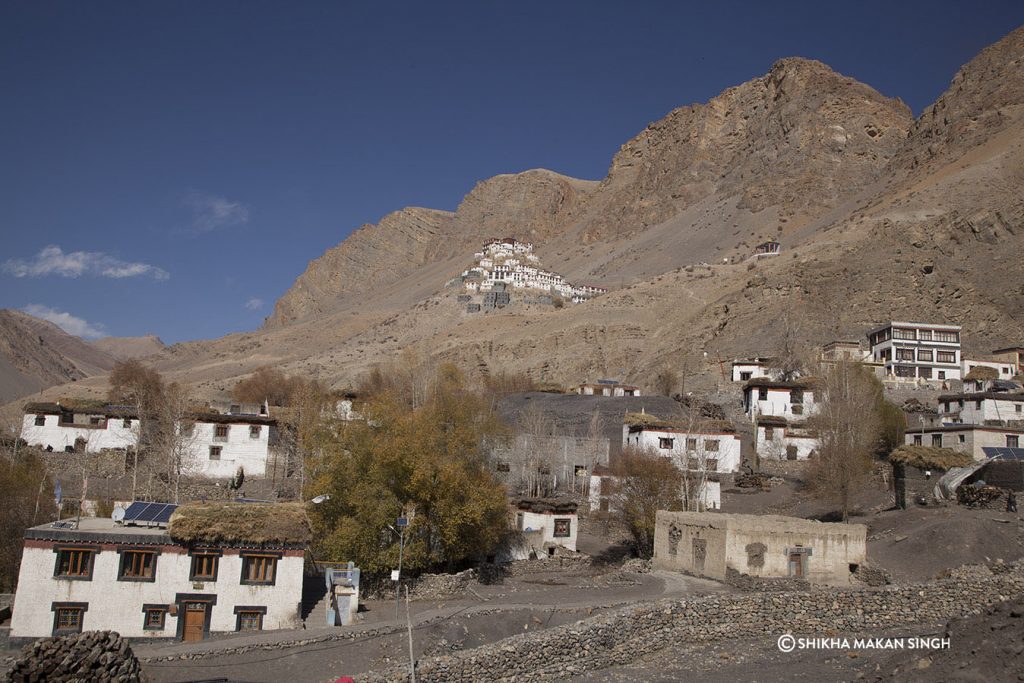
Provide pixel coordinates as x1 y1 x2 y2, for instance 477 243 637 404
182 603 206 642
789 553 803 578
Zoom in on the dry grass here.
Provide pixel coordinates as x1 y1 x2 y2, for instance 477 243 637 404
964 366 999 381
169 501 311 546
889 445 973 470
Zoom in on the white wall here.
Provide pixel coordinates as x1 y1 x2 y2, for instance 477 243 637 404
962 359 1017 378
516 510 577 552
623 427 742 473
755 426 818 461
956 397 1024 425
745 387 818 420
731 363 774 382
182 421 272 478
904 428 1022 460
10 544 302 639
21 413 138 452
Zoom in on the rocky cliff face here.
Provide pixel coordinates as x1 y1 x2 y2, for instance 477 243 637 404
578 58 913 240
266 207 452 327
893 25 1024 172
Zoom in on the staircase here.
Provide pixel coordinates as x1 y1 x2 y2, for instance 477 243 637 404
300 574 329 625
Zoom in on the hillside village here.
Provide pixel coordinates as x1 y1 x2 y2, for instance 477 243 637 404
3 18 1024 683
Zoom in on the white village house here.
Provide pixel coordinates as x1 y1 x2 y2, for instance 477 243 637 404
577 381 641 397
905 385 1024 458
730 358 781 383
754 416 819 461
21 402 140 453
20 401 281 480
867 321 963 381
742 378 819 421
905 425 1024 460
9 502 307 643
507 499 578 561
181 413 279 479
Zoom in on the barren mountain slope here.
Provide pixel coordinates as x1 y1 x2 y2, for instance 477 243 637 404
0 309 116 403
18 26 1023 404
91 335 166 360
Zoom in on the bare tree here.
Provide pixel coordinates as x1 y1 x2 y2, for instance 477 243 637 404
807 362 882 520
654 367 679 397
609 447 684 558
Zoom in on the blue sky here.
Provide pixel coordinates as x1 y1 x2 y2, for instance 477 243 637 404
2 2 1022 344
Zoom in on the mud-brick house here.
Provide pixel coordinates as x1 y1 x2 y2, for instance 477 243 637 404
754 416 819 461
20 402 140 453
653 511 866 585
9 502 308 643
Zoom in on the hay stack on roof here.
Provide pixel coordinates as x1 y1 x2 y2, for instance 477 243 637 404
169 502 311 546
964 366 999 381
889 445 973 470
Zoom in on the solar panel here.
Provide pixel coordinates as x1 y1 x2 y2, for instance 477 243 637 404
982 447 1024 461
122 501 178 527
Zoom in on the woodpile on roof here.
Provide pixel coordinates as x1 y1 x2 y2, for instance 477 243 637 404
515 498 578 514
168 502 311 546
964 366 1000 381
889 445 973 470
623 412 735 432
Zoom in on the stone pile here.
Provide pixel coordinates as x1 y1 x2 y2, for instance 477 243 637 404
4 630 145 683
360 562 1024 682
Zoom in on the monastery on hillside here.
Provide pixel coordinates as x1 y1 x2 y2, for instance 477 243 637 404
461 238 606 304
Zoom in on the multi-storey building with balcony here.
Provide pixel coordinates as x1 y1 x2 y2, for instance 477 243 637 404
867 321 962 381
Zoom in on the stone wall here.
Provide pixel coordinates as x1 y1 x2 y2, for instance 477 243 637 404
361 562 1024 682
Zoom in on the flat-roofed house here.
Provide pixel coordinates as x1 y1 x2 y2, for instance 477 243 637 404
21 402 140 453
867 321 962 381
182 413 278 479
742 378 819 421
9 502 308 643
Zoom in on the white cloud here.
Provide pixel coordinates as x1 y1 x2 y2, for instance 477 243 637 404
184 191 249 232
244 298 264 311
23 304 106 340
2 245 169 280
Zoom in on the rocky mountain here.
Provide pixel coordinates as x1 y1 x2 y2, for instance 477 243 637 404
91 335 166 361
20 25 1024 403
0 309 116 403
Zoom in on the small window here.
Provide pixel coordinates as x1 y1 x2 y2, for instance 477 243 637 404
790 389 804 404
34 414 46 426
236 609 264 632
142 606 167 631
52 604 86 635
214 424 229 439
209 446 222 460
912 434 923 445
230 404 241 414
249 425 261 439
917 350 933 362
89 416 102 426
958 434 965 443
55 549 94 579
241 554 277 585
658 437 674 450
764 427 774 440
119 550 156 581
937 351 956 364
686 438 698 452
938 371 946 380
1016 405 1022 414
496 461 510 472
705 440 720 452
190 552 219 581
553 518 571 538
976 400 983 410
1009 435 1020 449
123 418 132 428
931 434 942 447
758 387 768 401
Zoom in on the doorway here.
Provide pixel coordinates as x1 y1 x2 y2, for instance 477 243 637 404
788 552 804 578
182 602 207 641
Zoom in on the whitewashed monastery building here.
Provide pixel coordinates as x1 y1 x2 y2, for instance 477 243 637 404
462 238 606 303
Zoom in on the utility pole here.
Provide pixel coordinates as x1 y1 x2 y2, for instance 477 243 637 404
391 516 408 620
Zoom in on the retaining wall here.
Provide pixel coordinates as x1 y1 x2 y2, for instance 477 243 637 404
362 563 1024 682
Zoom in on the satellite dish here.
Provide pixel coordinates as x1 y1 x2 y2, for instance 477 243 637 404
112 504 125 524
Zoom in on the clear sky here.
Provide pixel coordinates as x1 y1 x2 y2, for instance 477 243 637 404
2 1 1022 344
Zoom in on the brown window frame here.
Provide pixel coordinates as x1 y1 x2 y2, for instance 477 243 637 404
54 547 96 580
705 440 720 452
214 424 230 440
553 518 572 538
249 425 261 439
142 604 168 631
209 445 222 460
658 437 674 450
241 553 279 585
34 414 46 426
51 602 88 636
118 549 158 582
936 351 957 364
190 551 221 582
234 606 267 632
1009 435 1020 449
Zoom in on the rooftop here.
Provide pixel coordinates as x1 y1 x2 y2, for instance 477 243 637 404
867 321 963 335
